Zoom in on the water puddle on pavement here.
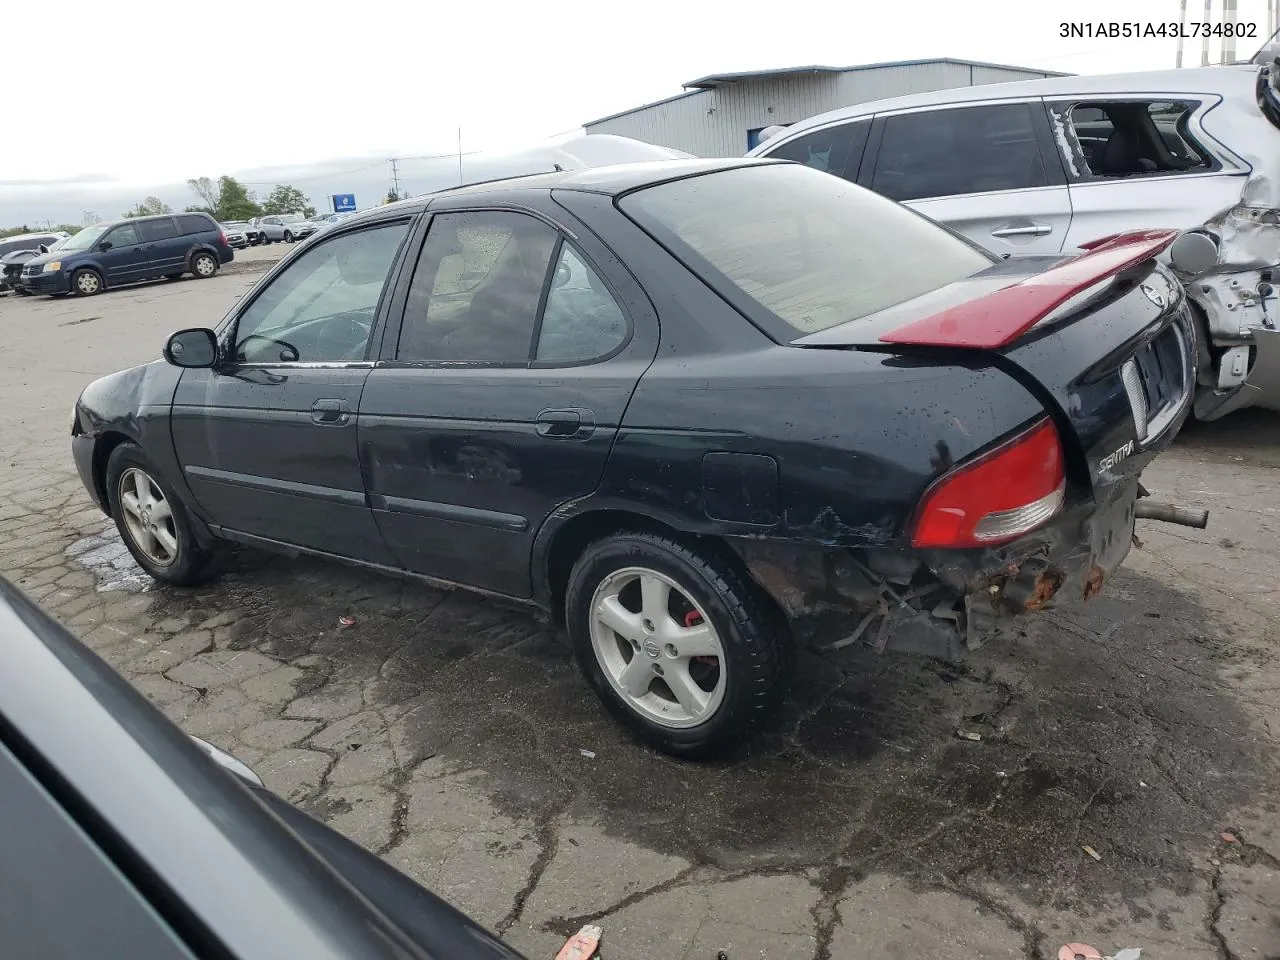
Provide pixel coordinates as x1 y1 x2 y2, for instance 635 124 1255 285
65 528 152 593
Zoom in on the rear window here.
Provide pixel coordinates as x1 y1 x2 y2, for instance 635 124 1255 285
620 164 994 337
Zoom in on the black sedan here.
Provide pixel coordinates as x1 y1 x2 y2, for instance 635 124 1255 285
71 159 1202 756
0 575 528 960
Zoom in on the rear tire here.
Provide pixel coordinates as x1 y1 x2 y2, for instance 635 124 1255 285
71 268 103 296
283 230 294 243
105 442 220 587
191 251 218 279
565 531 792 758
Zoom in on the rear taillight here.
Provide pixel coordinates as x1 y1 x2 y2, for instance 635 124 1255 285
219 231 228 245
910 418 1066 549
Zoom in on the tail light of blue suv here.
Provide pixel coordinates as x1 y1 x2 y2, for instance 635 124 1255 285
909 418 1067 549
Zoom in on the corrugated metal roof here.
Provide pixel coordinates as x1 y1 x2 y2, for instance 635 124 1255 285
682 57 1070 90
683 65 844 89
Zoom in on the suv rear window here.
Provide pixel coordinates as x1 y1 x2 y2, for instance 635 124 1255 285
178 214 215 235
620 164 994 337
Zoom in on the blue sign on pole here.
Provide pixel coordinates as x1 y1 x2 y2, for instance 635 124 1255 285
331 193 357 212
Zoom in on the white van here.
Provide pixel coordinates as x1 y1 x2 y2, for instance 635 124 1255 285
750 60 1280 421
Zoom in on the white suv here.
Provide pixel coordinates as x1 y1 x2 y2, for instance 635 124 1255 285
751 60 1280 421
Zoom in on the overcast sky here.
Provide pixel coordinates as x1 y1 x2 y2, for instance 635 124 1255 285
4 0 1276 225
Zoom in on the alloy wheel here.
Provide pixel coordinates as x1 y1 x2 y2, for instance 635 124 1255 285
76 272 100 294
588 566 726 728
195 255 216 276
118 467 179 567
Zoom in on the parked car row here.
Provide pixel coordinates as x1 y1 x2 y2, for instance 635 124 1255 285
71 157 1205 757
0 231 71 294
13 212 233 297
750 60 1280 421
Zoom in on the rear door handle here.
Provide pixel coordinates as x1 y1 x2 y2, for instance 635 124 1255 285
991 223 1053 238
536 408 593 439
311 399 351 425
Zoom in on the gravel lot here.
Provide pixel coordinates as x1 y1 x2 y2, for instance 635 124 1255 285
1 258 1278 959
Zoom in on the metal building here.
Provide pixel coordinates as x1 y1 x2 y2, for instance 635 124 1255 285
583 58 1069 157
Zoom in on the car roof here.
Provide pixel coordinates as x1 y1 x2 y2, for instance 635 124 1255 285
754 63 1262 149
339 158 776 229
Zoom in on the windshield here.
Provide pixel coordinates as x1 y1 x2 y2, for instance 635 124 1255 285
620 164 994 338
58 224 109 252
281 214 305 223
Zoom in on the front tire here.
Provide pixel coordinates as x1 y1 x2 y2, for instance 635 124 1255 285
191 251 218 279
105 443 219 587
565 531 791 758
283 230 294 243
71 268 103 296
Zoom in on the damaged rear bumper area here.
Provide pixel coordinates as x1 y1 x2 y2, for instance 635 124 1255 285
732 480 1191 663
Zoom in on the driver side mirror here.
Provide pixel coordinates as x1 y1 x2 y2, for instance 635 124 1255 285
164 328 219 368
97 240 113 251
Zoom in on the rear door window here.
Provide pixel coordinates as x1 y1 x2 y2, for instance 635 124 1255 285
871 103 1050 202
397 211 558 363
621 164 993 338
763 120 870 181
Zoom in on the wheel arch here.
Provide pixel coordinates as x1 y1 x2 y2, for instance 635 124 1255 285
533 503 759 625
91 430 136 515
186 244 219 267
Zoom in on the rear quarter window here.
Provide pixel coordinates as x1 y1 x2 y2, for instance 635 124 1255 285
620 164 994 338
177 214 216 235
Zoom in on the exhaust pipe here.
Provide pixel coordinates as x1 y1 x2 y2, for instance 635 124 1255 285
1134 501 1209 528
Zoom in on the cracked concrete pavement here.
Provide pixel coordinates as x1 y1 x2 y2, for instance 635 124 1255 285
1 271 1278 959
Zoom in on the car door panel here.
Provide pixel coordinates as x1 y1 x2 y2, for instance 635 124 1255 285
170 219 413 562
865 102 1072 256
172 366 389 561
906 186 1073 255
0 741 197 960
98 224 148 283
138 216 185 278
359 204 659 598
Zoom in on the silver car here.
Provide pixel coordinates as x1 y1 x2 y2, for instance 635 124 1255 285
750 60 1280 421
255 213 314 244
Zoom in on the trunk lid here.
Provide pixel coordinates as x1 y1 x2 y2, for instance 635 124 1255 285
793 232 1196 496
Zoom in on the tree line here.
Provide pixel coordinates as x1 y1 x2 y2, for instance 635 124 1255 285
3 175 367 238
121 176 318 222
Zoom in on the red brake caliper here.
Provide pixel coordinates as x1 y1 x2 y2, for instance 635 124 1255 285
684 610 717 666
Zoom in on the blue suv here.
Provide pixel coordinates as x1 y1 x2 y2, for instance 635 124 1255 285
19 212 233 297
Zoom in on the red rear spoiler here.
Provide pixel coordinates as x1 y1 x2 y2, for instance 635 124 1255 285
879 229 1179 349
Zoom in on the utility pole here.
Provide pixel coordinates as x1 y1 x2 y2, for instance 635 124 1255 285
389 158 402 199
457 128 464 185
1201 0 1213 65
1176 0 1189 66
1223 0 1238 61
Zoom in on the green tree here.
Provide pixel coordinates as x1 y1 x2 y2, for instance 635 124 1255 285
384 188 402 204
261 184 315 218
122 196 173 218
213 176 262 221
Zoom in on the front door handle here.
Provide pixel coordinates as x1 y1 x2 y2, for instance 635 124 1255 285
536 408 593 439
991 223 1053 238
311 399 351 425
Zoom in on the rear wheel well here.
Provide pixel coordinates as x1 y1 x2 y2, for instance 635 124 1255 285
92 432 132 514
543 510 761 625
